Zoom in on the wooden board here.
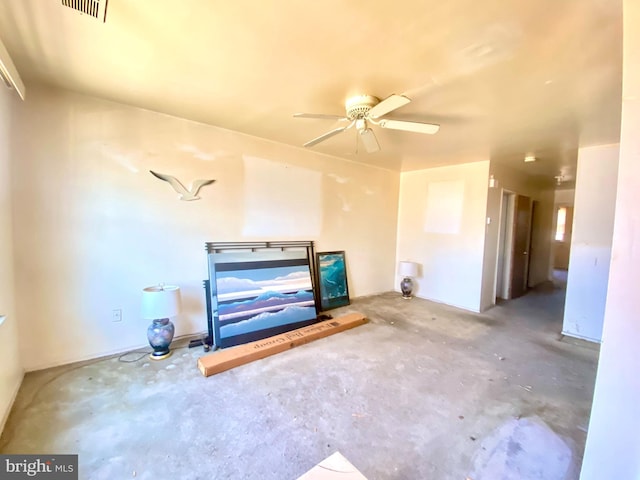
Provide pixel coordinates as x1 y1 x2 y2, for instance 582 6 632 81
197 312 367 377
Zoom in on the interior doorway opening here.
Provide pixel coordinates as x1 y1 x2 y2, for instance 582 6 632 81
553 204 574 272
495 191 533 301
496 191 514 300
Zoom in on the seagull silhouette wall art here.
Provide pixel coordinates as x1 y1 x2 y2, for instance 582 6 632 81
150 170 216 201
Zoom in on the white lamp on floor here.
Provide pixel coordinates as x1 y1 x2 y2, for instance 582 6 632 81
141 284 182 360
398 261 419 299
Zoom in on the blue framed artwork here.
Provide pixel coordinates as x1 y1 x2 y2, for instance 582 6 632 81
316 251 350 311
208 247 319 348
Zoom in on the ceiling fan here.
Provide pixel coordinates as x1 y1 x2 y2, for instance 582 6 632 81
294 94 439 153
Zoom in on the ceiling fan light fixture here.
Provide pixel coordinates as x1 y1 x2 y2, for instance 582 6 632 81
379 119 440 135
368 94 411 118
294 91 439 153
346 95 379 120
302 124 351 148
359 127 380 153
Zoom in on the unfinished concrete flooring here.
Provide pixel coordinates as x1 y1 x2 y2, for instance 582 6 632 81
0 285 598 479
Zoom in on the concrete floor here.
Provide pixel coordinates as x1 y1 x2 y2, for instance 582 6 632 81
0 282 598 480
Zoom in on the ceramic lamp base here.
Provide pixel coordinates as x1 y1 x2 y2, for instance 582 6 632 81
149 350 173 361
147 317 175 360
400 276 414 299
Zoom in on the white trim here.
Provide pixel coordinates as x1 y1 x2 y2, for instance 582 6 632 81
24 332 207 372
561 330 602 344
0 37 25 100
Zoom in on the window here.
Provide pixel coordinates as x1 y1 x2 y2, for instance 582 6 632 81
555 207 567 241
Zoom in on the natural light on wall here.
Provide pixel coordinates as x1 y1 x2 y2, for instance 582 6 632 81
242 155 322 237
555 207 567 241
424 180 465 234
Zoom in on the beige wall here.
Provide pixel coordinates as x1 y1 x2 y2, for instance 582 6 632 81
0 85 23 429
580 0 639 475
12 85 400 371
396 161 489 312
554 188 575 206
563 144 619 343
480 162 554 310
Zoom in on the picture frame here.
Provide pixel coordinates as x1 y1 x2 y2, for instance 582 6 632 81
206 242 319 349
316 251 350 311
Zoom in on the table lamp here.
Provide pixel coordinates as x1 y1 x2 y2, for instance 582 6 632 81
398 261 419 299
141 284 182 360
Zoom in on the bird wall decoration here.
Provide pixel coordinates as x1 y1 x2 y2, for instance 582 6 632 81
150 170 215 201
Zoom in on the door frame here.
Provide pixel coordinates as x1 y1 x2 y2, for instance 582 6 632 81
495 190 516 300
509 194 533 299
495 191 534 300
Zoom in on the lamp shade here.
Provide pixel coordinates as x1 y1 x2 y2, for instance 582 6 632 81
141 285 182 320
398 261 419 277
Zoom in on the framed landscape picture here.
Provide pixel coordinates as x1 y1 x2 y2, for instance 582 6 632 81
209 249 318 348
316 251 350 311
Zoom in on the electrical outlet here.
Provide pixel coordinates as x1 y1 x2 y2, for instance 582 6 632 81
112 309 122 322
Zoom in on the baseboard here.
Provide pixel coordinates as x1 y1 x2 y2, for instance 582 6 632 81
24 332 208 372
23 343 150 373
560 331 601 349
0 369 24 435
411 292 482 313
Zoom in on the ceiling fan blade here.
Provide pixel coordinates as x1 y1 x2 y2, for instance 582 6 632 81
303 125 350 147
368 94 411 119
359 128 380 153
294 113 348 121
378 119 440 135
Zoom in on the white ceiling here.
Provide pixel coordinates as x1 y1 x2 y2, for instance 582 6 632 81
0 0 622 178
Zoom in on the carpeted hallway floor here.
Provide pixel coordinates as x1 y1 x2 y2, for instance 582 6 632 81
0 284 598 479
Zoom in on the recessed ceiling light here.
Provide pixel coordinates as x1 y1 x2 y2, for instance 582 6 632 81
524 155 537 163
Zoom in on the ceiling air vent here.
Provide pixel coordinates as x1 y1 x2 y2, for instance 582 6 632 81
61 0 109 22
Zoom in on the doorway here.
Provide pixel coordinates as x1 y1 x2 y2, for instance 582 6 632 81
495 192 533 301
553 205 574 271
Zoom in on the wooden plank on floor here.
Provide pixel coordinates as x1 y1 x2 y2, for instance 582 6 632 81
197 312 367 377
